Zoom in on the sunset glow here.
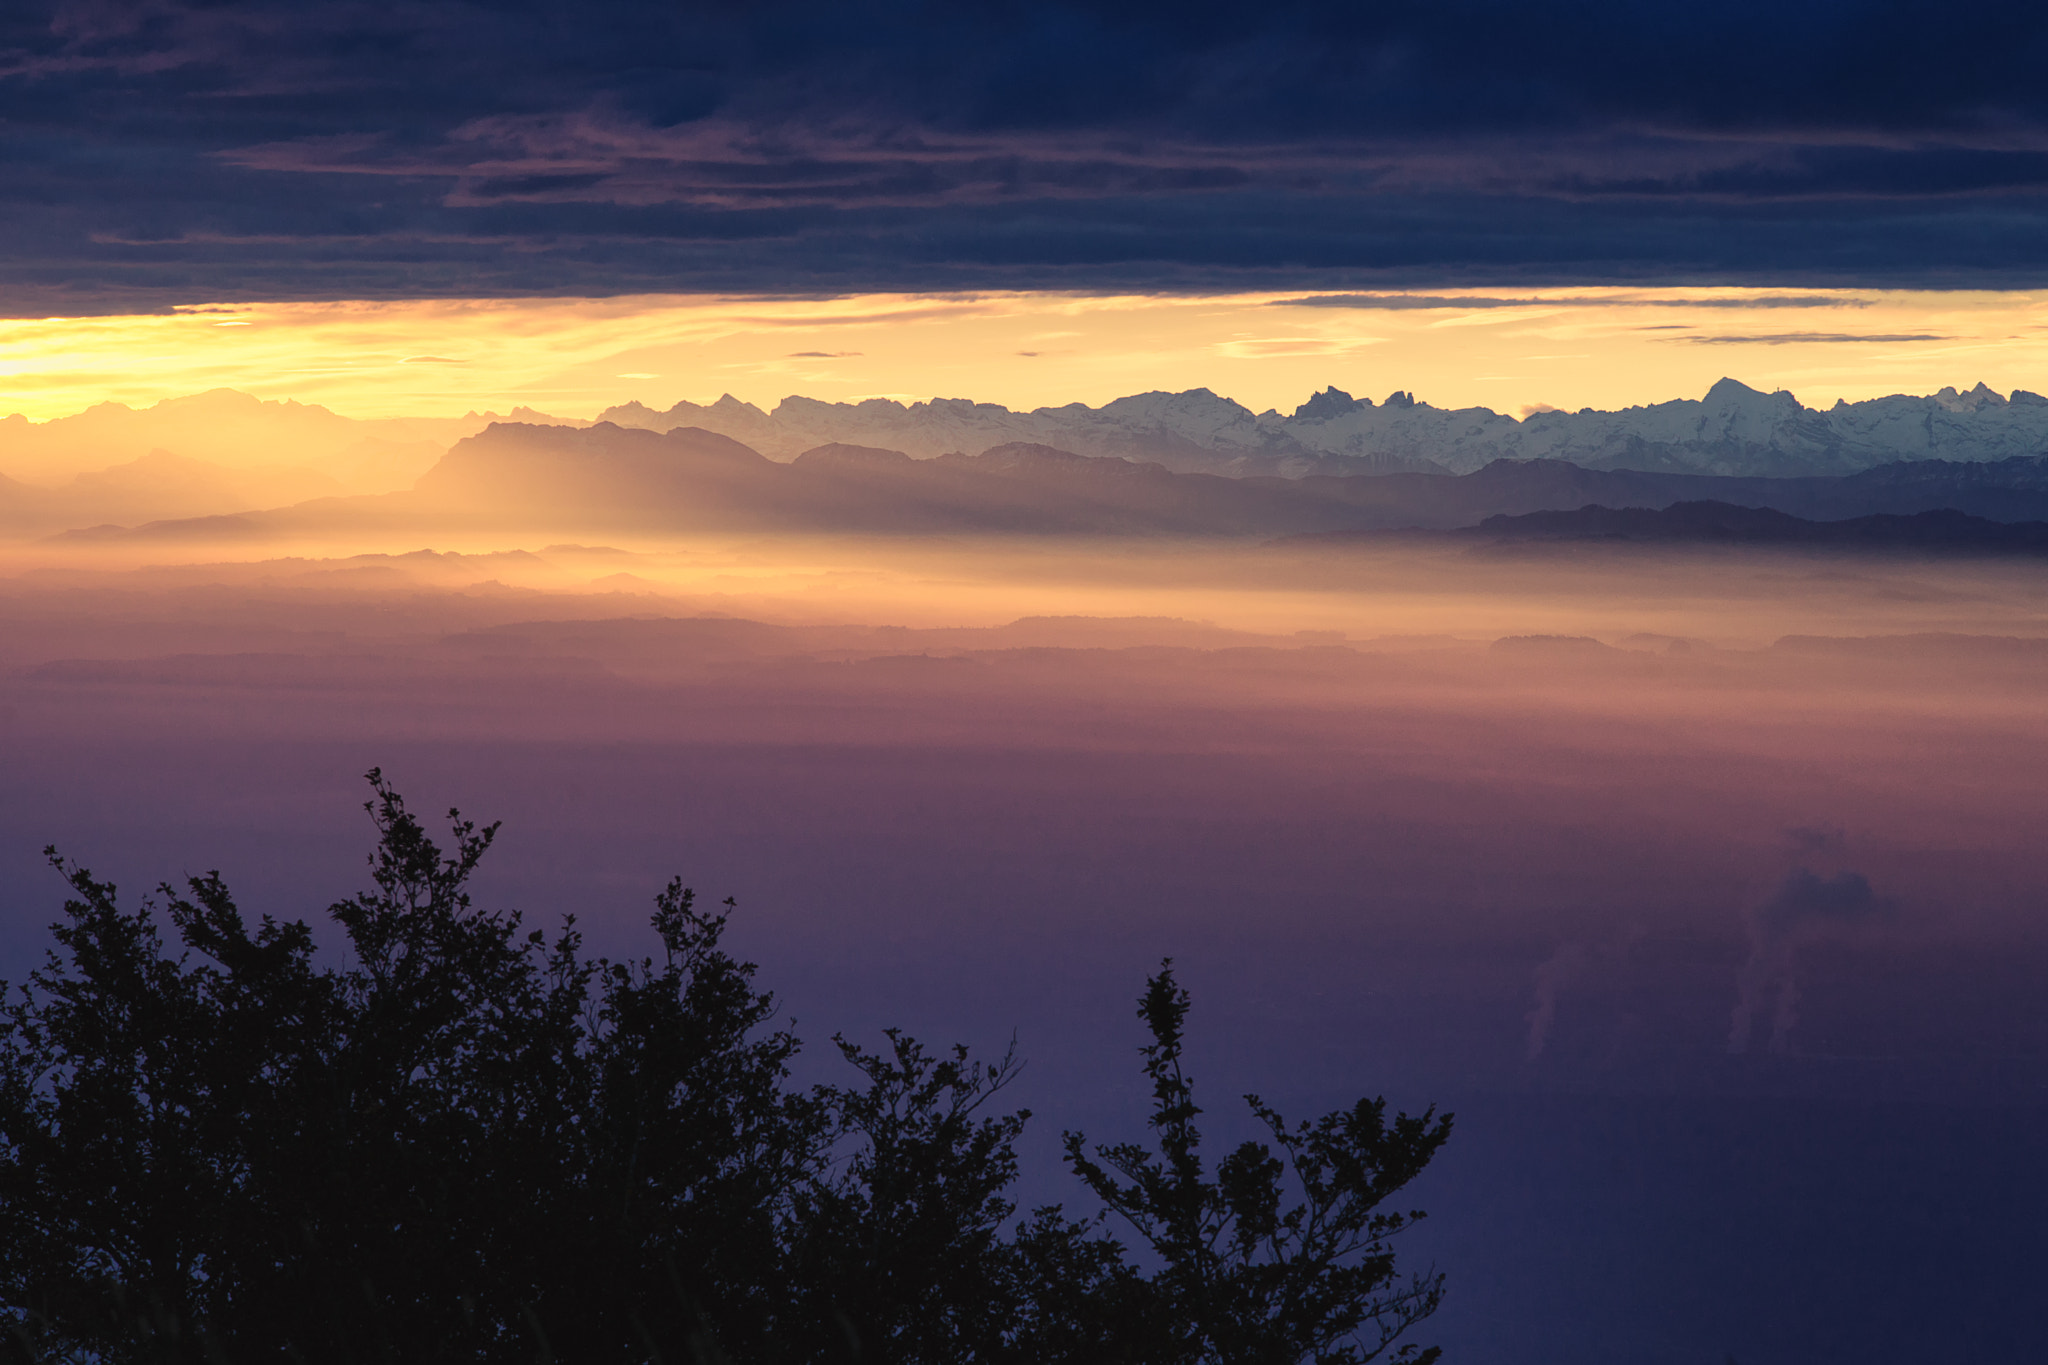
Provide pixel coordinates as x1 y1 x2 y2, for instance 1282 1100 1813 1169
9 286 2048 422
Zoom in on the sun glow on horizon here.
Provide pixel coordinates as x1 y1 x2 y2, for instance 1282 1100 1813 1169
5 287 2048 424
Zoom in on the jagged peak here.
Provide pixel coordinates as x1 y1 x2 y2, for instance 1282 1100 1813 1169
1703 376 1804 412
922 396 1014 414
770 394 842 416
1935 382 2010 413
158 388 268 410
1099 387 1246 412
1293 387 1362 421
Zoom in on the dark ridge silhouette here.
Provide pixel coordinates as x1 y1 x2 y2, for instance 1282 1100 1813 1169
46 421 2048 543
385 422 1397 536
1282 454 2048 530
1769 632 2048 663
1489 634 1615 656
1461 501 2048 553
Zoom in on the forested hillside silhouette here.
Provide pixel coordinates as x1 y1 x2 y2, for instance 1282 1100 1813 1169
0 773 1450 1365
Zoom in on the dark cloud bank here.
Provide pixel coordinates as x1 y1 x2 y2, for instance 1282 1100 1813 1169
9 1 2048 307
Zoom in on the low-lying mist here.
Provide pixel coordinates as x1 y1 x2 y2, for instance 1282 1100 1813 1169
6 531 2044 1077
3 529 2044 1363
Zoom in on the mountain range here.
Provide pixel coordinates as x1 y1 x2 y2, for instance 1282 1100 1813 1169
18 379 2048 543
0 389 586 530
1452 502 2048 554
599 378 2048 479
407 422 2048 535
65 419 2048 545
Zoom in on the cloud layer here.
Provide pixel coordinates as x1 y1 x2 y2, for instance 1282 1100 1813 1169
1729 868 1888 1054
8 1 2048 307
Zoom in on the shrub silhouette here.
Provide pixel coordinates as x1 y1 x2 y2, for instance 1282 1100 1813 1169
0 772 1449 1364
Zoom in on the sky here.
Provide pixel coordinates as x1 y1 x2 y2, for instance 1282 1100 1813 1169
9 0 2048 307
7 0 2048 418
10 286 2048 421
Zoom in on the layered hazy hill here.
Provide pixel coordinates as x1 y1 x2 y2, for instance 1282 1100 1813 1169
51 417 2048 543
410 426 1371 535
0 388 585 530
386 421 2048 538
601 378 2048 479
1457 501 2048 552
19 379 2048 541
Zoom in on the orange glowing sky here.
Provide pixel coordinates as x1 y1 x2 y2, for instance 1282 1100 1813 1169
7 287 2048 422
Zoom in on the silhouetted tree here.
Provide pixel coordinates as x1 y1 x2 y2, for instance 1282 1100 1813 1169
1065 968 1452 1364
0 772 1448 1364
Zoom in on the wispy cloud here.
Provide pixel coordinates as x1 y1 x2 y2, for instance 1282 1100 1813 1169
1729 867 1890 1055
1524 943 1592 1061
1277 294 1869 311
1211 336 1387 358
1676 333 1947 345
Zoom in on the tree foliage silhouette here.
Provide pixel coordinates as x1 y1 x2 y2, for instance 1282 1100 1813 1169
1065 969 1451 1364
0 771 1448 1364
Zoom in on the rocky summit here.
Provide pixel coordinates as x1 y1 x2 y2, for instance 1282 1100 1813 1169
600 378 2048 480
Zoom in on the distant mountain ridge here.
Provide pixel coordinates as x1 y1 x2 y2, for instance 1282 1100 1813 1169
1457 502 2048 554
0 388 587 490
0 388 593 532
46 416 2048 544
386 422 2048 538
600 378 2048 480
